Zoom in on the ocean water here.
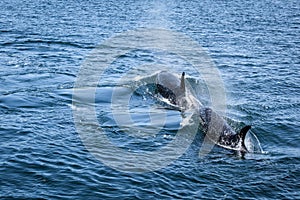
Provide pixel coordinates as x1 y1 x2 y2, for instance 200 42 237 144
0 0 299 199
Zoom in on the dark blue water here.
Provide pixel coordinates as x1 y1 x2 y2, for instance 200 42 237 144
1 0 299 199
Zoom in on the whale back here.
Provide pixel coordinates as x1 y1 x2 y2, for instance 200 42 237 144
156 71 185 105
200 107 251 152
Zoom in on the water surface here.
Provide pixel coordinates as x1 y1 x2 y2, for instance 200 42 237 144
0 0 299 199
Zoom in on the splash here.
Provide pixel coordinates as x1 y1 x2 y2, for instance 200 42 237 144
245 131 264 153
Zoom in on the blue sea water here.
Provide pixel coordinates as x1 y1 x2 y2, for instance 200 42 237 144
0 0 299 199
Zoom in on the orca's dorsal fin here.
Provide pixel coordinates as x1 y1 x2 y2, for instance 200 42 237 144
180 72 185 93
238 125 251 152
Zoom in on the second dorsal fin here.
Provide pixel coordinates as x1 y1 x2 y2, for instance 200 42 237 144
180 72 185 93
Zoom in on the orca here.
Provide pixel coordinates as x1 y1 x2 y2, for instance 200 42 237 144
156 71 201 111
156 71 251 152
156 71 186 106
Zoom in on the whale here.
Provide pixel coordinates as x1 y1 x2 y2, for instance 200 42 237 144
156 71 251 152
156 71 201 111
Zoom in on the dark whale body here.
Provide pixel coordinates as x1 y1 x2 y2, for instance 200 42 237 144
156 71 251 152
156 71 185 106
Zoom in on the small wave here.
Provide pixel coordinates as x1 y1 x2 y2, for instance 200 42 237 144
1 39 94 49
